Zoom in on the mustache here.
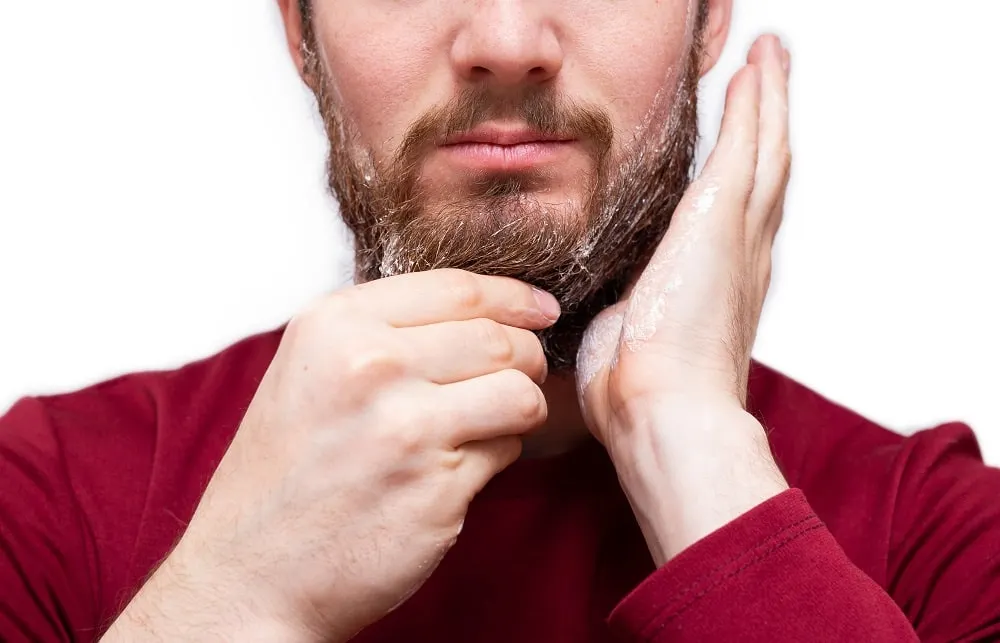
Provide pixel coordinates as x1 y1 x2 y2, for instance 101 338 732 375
390 86 616 172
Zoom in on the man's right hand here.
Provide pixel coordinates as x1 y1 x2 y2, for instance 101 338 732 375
102 269 560 642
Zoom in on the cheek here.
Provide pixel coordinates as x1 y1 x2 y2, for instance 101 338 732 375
312 6 441 159
311 0 695 158
570 1 694 139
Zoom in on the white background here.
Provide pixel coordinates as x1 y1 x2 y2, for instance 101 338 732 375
1 2 997 463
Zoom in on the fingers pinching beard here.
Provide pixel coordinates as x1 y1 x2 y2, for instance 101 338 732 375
397 319 548 385
350 270 561 331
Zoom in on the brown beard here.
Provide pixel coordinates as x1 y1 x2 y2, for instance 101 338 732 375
303 36 702 373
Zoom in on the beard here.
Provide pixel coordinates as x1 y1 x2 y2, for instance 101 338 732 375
304 41 702 373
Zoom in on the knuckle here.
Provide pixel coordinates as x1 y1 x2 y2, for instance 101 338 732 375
473 319 515 365
342 345 406 385
439 269 483 310
505 371 547 425
393 422 425 456
378 404 429 455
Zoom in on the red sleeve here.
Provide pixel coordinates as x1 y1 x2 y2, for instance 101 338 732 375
607 426 1000 642
0 398 99 642
887 424 1000 641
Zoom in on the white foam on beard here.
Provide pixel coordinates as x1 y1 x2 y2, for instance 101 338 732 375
377 181 584 283
379 235 418 277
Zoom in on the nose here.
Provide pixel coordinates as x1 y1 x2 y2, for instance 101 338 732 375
451 0 564 87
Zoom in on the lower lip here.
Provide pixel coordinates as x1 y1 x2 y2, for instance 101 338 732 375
439 141 575 171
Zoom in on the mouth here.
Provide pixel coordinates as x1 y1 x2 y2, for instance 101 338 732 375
439 123 577 172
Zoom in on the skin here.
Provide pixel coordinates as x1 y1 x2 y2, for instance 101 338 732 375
290 0 725 210
578 38 792 564
102 0 793 639
105 272 561 642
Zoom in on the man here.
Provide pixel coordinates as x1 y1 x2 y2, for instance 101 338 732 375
1 0 998 641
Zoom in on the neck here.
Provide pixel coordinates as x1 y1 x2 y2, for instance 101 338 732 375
519 373 593 459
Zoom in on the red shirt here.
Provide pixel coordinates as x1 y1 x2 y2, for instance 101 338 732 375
1 328 999 642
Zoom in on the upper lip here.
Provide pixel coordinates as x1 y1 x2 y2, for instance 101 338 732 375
442 124 574 146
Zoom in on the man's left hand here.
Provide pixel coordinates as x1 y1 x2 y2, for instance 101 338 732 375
577 35 792 566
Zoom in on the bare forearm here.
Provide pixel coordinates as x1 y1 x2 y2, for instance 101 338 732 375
101 547 317 643
611 398 788 565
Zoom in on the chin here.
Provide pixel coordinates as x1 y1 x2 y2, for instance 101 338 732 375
420 188 587 231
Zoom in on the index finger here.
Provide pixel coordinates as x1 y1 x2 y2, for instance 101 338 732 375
350 268 562 330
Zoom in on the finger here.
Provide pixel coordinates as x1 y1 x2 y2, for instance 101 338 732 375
347 269 561 331
397 318 547 385
688 61 763 223
434 369 547 446
746 35 791 244
454 435 523 495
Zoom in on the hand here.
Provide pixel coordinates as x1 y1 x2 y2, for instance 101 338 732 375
109 269 559 642
577 36 792 564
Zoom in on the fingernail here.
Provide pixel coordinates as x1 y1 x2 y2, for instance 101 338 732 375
782 48 791 74
532 288 561 322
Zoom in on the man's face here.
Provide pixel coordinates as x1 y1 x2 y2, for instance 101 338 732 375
290 0 724 370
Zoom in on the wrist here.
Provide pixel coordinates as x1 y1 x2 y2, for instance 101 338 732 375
607 395 788 565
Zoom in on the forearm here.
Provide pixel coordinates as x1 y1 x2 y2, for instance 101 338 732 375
609 396 788 565
101 545 319 643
